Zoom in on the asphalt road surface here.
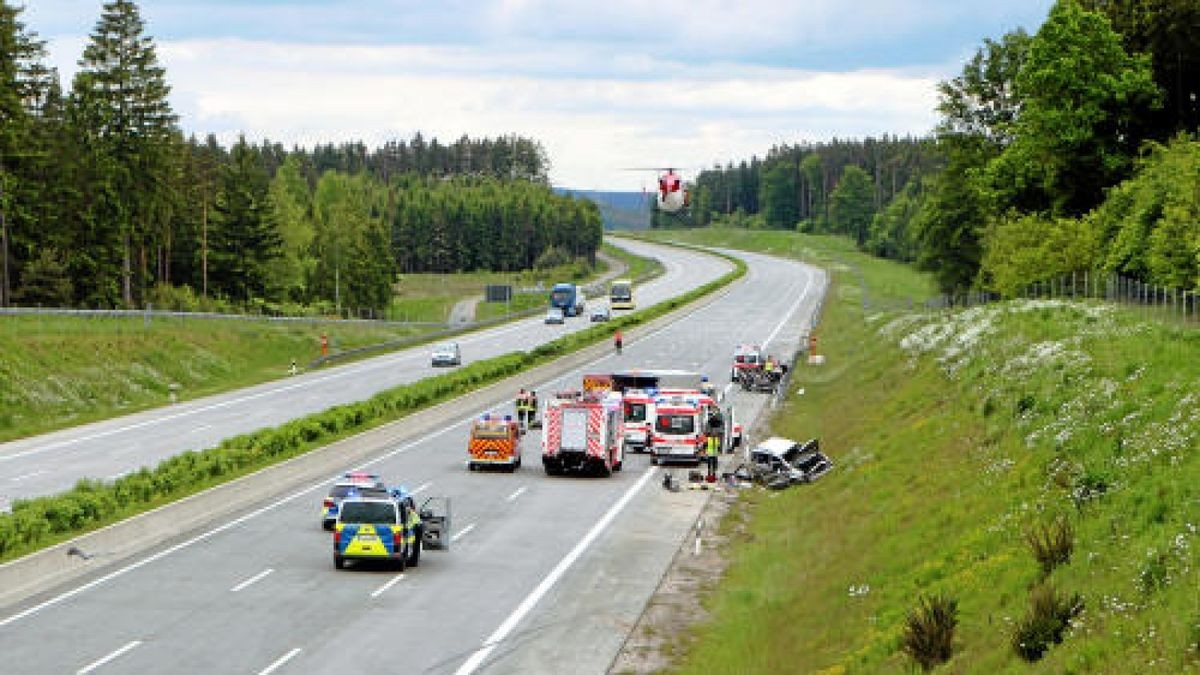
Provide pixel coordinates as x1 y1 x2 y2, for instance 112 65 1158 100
0 244 826 675
0 239 725 503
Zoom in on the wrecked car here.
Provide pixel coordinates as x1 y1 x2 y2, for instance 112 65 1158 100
747 437 832 488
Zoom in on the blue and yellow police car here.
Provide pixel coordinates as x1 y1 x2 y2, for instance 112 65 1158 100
333 495 423 570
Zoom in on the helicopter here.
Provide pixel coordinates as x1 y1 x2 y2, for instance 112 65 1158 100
628 167 691 214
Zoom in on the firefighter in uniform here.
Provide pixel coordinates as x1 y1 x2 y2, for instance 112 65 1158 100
528 390 539 428
515 388 529 427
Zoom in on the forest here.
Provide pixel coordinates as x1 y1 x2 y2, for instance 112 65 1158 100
682 0 1199 298
0 1 602 314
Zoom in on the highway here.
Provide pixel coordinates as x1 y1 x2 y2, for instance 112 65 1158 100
0 239 726 503
0 244 827 674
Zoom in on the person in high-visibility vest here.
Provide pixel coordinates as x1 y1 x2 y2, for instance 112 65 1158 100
515 389 528 426
705 433 720 480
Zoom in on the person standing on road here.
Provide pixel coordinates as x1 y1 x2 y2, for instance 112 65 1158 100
614 329 623 354
705 432 720 481
515 388 528 427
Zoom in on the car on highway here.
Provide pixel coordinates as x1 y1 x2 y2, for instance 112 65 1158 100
333 496 421 570
589 304 611 322
321 471 387 530
431 341 462 367
544 307 565 324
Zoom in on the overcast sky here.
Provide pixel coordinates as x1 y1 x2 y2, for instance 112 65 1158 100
27 1 1053 190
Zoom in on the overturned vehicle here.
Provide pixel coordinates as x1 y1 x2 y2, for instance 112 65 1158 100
744 437 832 488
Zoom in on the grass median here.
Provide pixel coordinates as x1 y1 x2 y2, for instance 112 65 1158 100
0 243 744 565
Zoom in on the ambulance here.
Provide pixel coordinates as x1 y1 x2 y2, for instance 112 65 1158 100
620 389 655 453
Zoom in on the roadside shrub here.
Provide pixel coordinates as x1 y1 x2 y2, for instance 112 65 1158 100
1012 585 1083 661
902 594 958 671
1026 517 1075 576
1138 550 1170 593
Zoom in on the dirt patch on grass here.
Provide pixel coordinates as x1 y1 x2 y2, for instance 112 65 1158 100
610 483 747 673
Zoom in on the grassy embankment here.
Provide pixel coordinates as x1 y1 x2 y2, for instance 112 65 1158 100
391 257 604 323
0 253 632 444
641 227 1200 673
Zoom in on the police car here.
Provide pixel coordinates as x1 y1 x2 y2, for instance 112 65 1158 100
333 496 422 570
321 472 386 530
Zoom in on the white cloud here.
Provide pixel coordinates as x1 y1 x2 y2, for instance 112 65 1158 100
149 39 938 189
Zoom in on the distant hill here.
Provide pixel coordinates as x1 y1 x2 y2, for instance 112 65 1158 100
557 189 652 231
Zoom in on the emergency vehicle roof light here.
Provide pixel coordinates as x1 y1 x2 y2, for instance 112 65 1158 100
483 413 491 420
504 415 512 421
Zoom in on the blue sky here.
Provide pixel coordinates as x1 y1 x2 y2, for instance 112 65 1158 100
27 1 1054 190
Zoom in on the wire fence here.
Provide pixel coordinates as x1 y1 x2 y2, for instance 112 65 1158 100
923 271 1200 325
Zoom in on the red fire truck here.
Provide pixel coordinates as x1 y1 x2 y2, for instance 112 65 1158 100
541 391 624 476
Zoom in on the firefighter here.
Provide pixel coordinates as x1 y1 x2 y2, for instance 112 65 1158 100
528 390 539 427
515 388 529 427
705 432 720 481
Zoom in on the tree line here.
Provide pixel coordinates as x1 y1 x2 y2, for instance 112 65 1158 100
679 0 1199 298
0 0 600 313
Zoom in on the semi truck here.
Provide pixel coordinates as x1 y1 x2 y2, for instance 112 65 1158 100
549 283 585 317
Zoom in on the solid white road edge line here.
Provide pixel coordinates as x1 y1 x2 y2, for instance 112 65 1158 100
0 422 458 629
451 523 476 542
452 466 659 675
506 486 527 502
370 574 405 599
230 568 274 593
0 245 757 628
762 264 818 350
412 481 432 494
77 640 141 674
257 647 302 675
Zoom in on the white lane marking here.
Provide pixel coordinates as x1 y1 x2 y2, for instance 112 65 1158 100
106 471 130 482
412 481 432 494
451 523 476 542
191 424 212 433
370 573 405 599
762 265 818 350
0 421 461 628
8 469 47 482
77 640 141 674
0 246 778 628
0 242 691 465
454 465 659 675
506 486 527 502
257 647 302 675
230 568 274 593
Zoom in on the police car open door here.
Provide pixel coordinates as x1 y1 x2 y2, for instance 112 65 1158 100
420 497 452 551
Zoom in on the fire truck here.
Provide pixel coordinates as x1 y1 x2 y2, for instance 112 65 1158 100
541 391 624 476
467 414 522 471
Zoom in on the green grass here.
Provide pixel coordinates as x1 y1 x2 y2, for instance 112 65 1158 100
0 246 662 443
387 258 605 323
0 316 432 442
604 239 665 285
656 227 1200 673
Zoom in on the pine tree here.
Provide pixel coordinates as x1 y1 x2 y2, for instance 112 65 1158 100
210 138 280 304
71 0 178 306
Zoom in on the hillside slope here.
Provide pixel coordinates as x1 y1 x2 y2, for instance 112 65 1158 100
644 228 1200 673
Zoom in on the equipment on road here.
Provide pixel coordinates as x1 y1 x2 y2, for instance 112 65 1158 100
541 390 624 476
467 414 523 472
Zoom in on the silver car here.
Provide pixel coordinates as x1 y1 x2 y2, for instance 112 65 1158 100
544 308 565 324
431 342 461 367
590 305 611 322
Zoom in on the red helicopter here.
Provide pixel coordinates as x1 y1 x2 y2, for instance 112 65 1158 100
629 167 691 214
